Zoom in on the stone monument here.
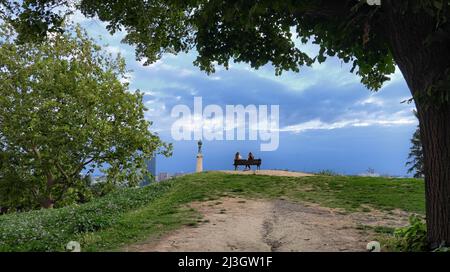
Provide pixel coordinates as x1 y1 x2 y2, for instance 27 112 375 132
196 140 203 173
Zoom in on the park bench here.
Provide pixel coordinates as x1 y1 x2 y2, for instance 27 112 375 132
233 159 262 170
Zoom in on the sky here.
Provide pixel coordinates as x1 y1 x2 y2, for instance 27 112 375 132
72 13 418 177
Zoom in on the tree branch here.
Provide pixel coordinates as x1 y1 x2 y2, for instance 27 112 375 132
55 160 70 182
299 0 357 20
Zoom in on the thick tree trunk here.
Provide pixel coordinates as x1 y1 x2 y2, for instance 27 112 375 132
40 198 54 209
382 1 450 248
41 172 55 209
417 104 450 248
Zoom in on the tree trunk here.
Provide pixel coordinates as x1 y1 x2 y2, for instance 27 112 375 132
382 1 450 248
41 171 55 209
40 198 54 209
417 104 450 248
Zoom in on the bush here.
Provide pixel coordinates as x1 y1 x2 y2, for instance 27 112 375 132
90 181 119 198
392 215 428 252
0 181 173 252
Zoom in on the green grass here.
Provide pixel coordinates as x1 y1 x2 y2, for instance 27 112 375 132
167 172 425 213
0 172 425 251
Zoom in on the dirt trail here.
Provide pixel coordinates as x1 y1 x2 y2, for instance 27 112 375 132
124 197 409 252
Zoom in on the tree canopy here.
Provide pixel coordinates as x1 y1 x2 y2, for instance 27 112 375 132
2 0 449 98
0 22 171 209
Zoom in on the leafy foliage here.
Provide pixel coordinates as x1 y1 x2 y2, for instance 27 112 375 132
89 179 119 198
0 1 394 90
392 215 428 252
0 0 69 43
433 244 450 252
0 180 173 252
4 1 449 101
75 0 394 90
0 22 171 210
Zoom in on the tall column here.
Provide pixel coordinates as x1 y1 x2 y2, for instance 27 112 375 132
196 153 203 173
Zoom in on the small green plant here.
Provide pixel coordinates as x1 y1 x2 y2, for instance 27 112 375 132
433 244 450 252
393 215 427 252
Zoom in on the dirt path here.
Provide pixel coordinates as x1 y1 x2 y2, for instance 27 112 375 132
124 197 409 252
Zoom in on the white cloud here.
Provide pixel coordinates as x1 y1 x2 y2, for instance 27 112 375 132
71 16 415 141
281 111 417 134
141 59 196 77
281 119 354 133
105 45 125 55
357 95 385 106
67 11 89 24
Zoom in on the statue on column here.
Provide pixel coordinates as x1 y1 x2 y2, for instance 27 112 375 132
197 139 203 154
196 140 203 172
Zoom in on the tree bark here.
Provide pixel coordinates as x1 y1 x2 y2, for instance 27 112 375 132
418 104 450 248
382 1 450 248
42 171 55 209
40 198 54 209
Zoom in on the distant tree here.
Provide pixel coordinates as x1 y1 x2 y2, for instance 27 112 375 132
2 0 450 248
367 168 375 175
0 22 172 209
406 112 425 178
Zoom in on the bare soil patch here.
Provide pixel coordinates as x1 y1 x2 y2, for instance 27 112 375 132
124 197 409 252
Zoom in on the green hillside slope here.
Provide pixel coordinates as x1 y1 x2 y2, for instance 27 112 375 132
0 172 424 252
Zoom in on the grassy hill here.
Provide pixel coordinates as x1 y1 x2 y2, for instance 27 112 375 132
0 172 424 252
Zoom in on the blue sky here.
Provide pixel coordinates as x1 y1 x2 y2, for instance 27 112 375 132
73 13 417 177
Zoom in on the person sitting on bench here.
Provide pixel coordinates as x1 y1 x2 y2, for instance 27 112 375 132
233 155 261 171
245 152 255 170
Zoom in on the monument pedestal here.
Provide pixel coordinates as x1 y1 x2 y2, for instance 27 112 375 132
196 154 203 172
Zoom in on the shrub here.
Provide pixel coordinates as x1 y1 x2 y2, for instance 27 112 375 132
0 181 173 252
392 215 428 252
90 181 119 198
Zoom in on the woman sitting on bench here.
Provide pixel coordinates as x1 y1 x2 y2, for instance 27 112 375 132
246 152 255 170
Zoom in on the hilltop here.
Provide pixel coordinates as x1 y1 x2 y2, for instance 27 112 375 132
0 171 424 252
